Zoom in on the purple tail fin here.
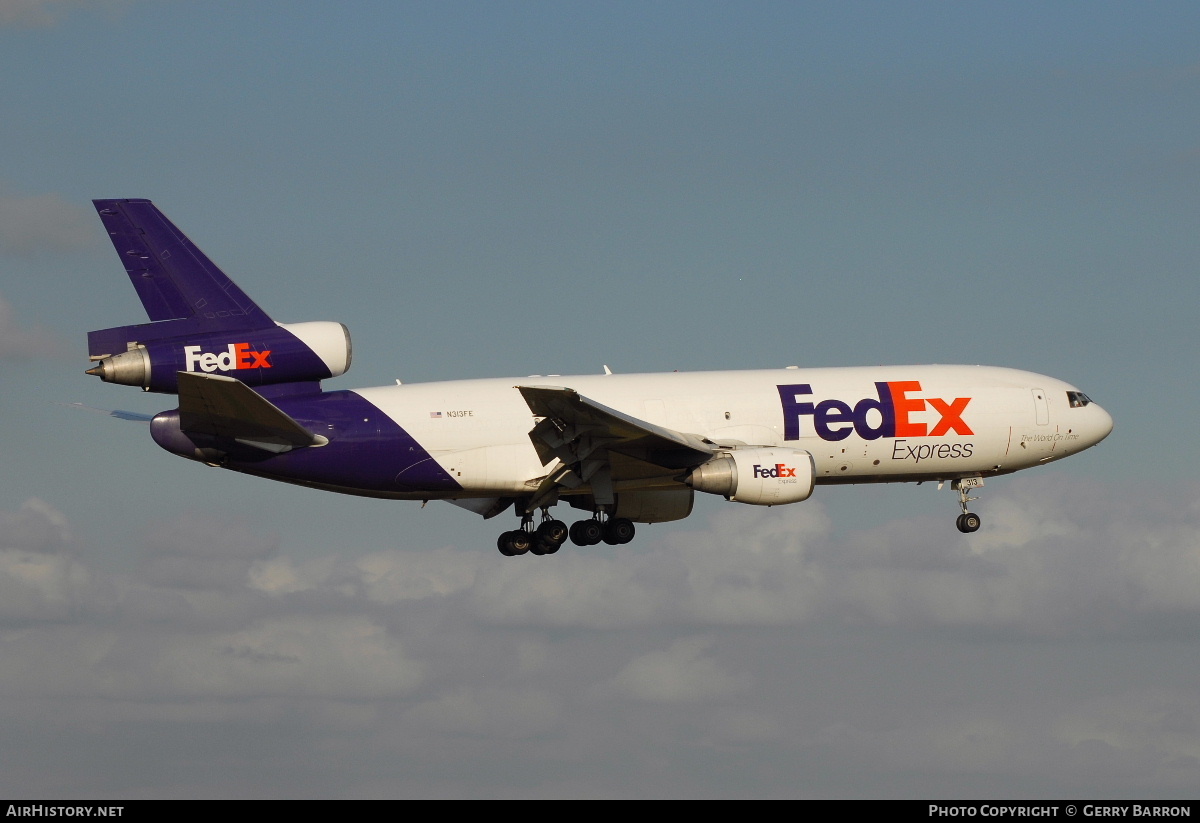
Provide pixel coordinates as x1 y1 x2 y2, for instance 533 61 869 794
88 199 275 360
93 199 269 326
87 199 353 394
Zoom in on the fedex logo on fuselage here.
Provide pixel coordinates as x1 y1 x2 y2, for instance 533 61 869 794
777 381 973 442
184 343 272 373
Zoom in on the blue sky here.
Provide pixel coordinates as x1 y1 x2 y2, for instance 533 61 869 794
1 0 1198 798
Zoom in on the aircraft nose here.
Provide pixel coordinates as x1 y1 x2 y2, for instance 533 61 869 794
1089 404 1114 445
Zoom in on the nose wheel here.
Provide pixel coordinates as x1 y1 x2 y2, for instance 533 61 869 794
952 477 983 533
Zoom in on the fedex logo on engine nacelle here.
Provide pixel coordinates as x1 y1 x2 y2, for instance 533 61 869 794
777 381 973 442
184 343 272 373
753 463 797 479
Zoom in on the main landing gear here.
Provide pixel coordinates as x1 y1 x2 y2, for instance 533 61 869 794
497 515 568 556
497 511 635 556
952 477 983 534
568 514 635 547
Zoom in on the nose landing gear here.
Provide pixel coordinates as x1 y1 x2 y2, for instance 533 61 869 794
952 477 983 533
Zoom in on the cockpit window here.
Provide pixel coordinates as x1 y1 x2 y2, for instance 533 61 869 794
1066 391 1092 408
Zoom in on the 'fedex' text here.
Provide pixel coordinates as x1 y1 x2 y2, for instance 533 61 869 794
778 381 973 442
184 343 272 373
753 463 797 478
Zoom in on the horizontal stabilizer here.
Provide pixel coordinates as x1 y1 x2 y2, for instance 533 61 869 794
177 372 327 453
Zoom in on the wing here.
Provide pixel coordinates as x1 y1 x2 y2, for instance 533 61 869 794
177 371 328 454
517 385 714 508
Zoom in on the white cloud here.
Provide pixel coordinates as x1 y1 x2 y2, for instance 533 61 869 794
0 497 72 552
600 635 752 703
460 504 833 629
0 499 92 623
195 615 425 699
140 513 280 590
1053 688 1200 790
403 686 563 738
117 476 1200 640
352 547 481 603
0 551 94 623
0 480 1196 796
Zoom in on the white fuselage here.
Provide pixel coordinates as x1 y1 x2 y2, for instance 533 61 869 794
353 364 1113 497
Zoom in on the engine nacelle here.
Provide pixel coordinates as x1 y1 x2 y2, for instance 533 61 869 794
86 321 352 393
685 447 816 506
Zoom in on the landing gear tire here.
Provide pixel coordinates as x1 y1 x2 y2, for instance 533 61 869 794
570 519 603 546
535 519 568 555
956 512 981 534
602 517 636 545
497 530 532 556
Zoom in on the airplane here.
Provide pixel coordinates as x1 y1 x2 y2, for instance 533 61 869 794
84 199 1114 556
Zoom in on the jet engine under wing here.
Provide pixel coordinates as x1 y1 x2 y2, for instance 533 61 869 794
177 371 328 454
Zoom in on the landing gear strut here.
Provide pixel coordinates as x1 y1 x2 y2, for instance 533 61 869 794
952 477 983 533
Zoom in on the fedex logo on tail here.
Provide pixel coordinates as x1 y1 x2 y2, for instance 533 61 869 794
184 343 272 374
777 381 972 442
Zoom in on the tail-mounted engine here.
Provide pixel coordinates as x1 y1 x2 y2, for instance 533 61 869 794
685 447 816 505
86 320 352 393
